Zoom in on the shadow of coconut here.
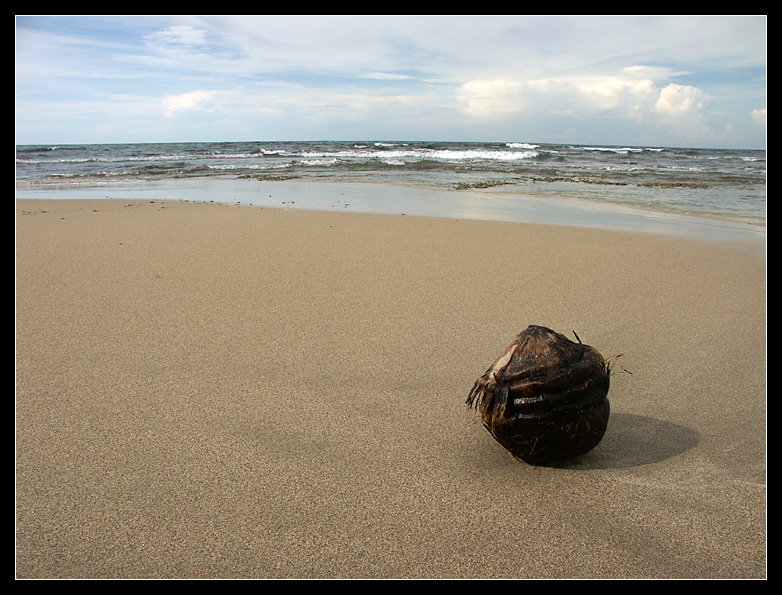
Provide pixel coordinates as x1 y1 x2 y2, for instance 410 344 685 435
549 413 700 470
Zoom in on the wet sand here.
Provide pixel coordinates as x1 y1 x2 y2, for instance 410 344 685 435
15 198 766 578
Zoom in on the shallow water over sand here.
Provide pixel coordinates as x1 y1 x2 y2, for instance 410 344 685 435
15 178 765 242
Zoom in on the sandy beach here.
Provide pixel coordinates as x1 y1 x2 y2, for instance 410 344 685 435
15 198 766 579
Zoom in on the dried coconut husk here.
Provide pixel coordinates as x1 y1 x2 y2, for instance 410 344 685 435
467 325 611 465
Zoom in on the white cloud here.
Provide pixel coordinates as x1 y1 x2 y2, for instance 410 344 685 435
144 25 208 48
650 83 715 143
527 74 657 113
456 79 525 119
162 90 225 118
457 69 661 122
452 67 744 146
655 84 708 118
159 83 427 128
362 72 416 81
751 108 767 126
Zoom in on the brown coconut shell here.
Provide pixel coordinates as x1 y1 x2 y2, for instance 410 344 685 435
467 325 611 465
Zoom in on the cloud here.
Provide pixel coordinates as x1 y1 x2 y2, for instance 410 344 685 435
457 69 663 122
456 79 525 119
452 66 745 146
159 83 423 126
527 74 658 114
362 72 417 81
144 25 208 48
750 108 767 126
162 90 225 118
655 84 708 118
457 68 712 122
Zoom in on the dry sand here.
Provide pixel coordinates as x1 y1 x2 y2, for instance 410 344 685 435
15 198 766 579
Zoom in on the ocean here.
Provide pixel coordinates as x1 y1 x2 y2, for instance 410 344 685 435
16 140 766 235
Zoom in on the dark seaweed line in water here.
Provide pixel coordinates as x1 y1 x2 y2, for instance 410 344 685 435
452 176 714 191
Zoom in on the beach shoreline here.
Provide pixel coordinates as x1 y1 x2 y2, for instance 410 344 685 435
16 197 766 578
14 178 767 242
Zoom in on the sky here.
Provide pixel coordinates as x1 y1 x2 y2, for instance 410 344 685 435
15 15 767 149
